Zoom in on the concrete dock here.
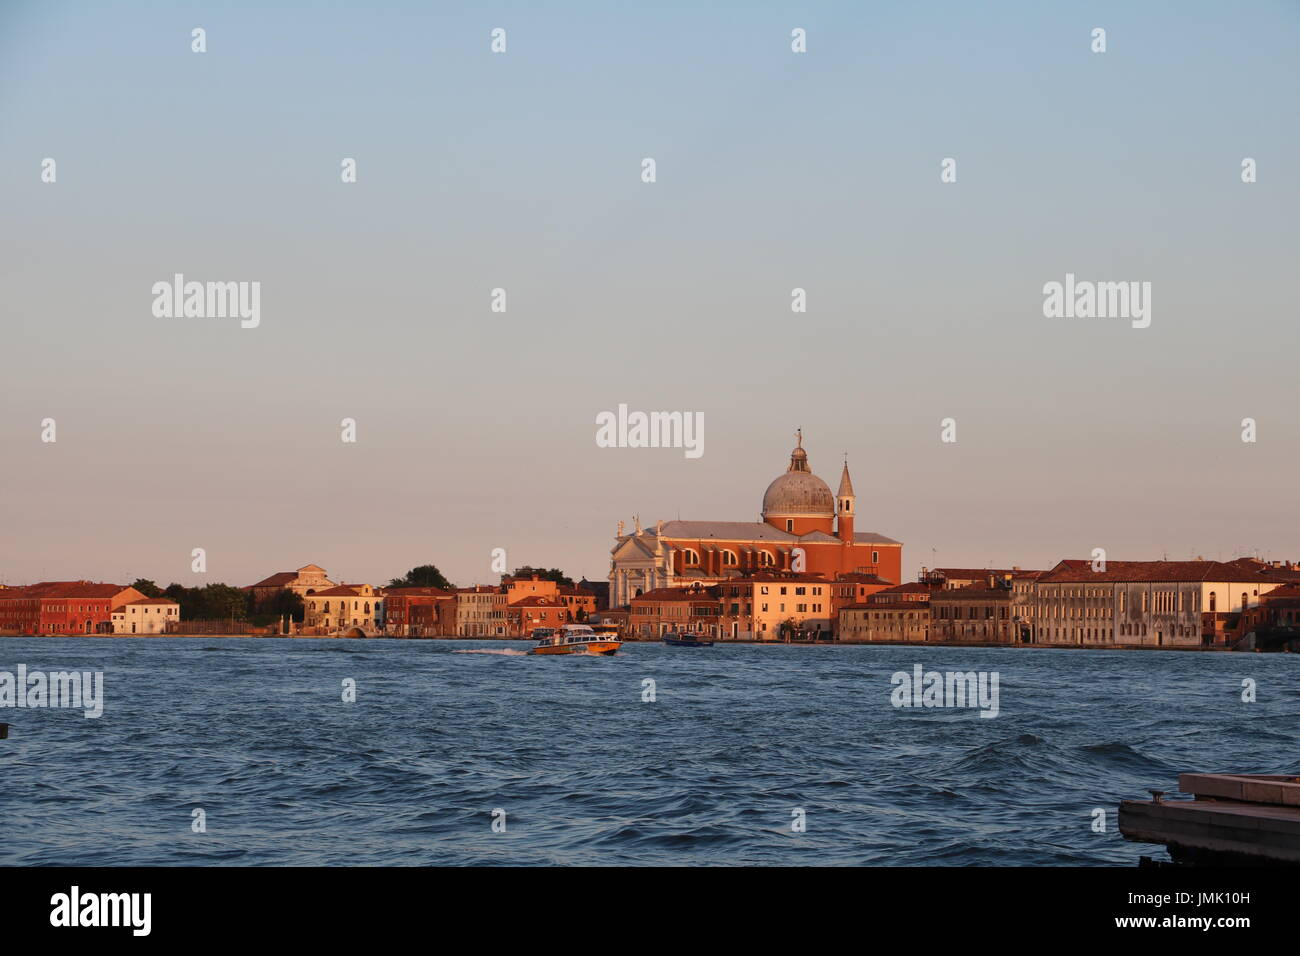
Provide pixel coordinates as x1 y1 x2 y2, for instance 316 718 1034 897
1120 773 1300 864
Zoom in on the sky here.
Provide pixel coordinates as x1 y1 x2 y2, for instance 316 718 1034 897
1 1 1298 589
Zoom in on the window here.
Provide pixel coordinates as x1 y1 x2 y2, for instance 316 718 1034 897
786 520 794 532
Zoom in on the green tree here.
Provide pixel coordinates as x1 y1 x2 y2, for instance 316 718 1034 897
130 578 163 598
505 566 573 587
388 564 453 590
201 584 248 621
246 588 305 625
162 583 247 621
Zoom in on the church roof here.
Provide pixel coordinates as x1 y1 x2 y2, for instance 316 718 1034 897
647 521 899 546
854 531 901 545
798 530 841 543
653 521 797 542
838 463 855 498
249 571 298 589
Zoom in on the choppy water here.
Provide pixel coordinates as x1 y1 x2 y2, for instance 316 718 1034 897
1 638 1295 866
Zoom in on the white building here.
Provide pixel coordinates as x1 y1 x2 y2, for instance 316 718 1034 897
304 584 378 635
111 597 180 635
1029 560 1281 648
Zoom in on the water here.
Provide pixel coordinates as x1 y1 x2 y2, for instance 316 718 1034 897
2 638 1295 866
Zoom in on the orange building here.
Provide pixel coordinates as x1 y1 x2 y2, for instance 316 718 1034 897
0 582 146 635
630 584 722 638
506 596 572 636
610 432 902 606
384 586 455 636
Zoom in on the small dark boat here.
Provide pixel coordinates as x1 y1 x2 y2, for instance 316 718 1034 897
663 632 714 647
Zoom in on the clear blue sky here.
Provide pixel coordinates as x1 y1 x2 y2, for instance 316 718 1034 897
2 1 1298 588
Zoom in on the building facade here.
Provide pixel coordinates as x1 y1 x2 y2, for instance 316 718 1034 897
0 582 147 635
630 585 722 638
1030 560 1282 648
304 584 379 634
247 564 336 603
383 587 455 636
111 597 180 635
838 601 932 643
506 596 572 635
456 586 507 636
929 587 1017 644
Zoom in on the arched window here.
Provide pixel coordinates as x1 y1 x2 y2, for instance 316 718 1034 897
1209 591 1216 612
759 551 775 567
722 550 737 566
682 549 699 566
786 519 794 532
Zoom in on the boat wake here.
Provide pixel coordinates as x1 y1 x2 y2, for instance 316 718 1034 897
452 648 529 656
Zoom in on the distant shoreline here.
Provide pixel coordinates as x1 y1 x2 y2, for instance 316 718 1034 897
0 632 1271 652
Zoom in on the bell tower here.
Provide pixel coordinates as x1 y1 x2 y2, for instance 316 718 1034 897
837 460 856 544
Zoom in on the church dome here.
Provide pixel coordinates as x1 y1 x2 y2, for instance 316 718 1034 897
761 432 835 518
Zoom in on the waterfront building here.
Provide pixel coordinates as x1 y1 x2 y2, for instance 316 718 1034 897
383 587 455 636
577 577 610 611
609 433 902 608
1260 583 1300 627
838 601 932 643
247 564 336 603
557 585 597 621
456 586 507 636
506 595 572 636
630 584 722 638
503 574 560 603
1029 560 1283 648
837 574 963 643
0 582 146 635
929 586 1018 644
304 584 378 635
827 572 893 636
110 596 180 635
717 572 835 641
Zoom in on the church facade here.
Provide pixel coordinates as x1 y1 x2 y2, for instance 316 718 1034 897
609 433 903 608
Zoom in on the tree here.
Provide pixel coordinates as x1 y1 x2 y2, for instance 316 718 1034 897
247 587 304 625
200 584 247 620
130 579 163 598
505 566 573 587
162 583 248 621
388 564 453 590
